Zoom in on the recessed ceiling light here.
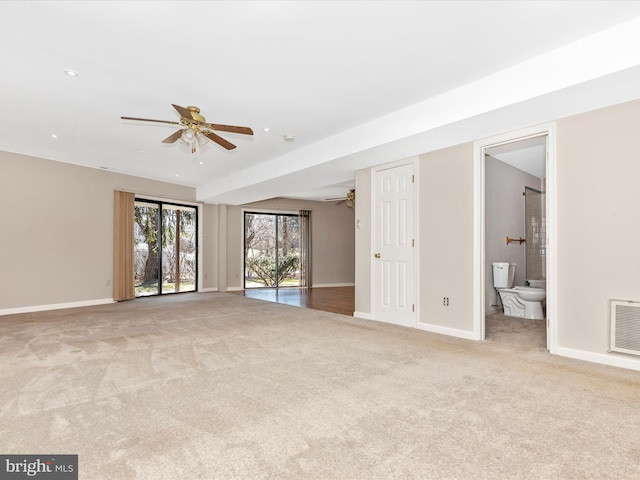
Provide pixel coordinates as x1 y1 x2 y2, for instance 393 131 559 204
50 134 58 139
199 161 204 165
263 127 270 132
175 174 179 177
64 69 79 77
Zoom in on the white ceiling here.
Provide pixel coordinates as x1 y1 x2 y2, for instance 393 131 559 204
2 1 640 204
486 135 547 179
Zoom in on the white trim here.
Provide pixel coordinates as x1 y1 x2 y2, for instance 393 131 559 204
353 311 374 320
556 347 640 372
414 157 421 329
473 123 557 352
226 286 243 292
545 127 558 354
472 135 485 341
312 283 355 288
417 322 477 341
369 166 376 322
0 298 115 316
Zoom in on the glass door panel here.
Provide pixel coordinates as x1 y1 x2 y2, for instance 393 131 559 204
161 205 197 293
134 199 197 297
244 213 277 288
277 215 301 286
244 212 301 288
134 201 160 297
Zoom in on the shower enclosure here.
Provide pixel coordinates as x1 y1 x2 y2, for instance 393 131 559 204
524 187 546 283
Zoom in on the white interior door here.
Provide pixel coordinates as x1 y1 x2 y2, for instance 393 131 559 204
373 162 416 327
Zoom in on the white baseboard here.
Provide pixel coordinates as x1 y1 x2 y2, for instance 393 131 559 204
353 311 374 320
417 322 478 341
556 346 640 372
312 283 355 288
0 298 115 316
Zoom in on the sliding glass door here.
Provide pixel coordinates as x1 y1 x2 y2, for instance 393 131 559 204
244 212 301 288
134 200 197 297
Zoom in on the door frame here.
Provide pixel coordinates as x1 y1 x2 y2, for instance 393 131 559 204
133 196 200 297
473 123 557 353
241 208 303 289
370 157 418 327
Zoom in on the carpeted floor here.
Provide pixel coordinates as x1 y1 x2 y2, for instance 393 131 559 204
1 292 639 479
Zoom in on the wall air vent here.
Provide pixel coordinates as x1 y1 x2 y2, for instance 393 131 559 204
610 300 640 356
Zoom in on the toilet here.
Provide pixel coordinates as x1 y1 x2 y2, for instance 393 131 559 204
492 262 546 319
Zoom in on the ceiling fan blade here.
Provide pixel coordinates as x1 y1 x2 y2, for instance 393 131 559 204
335 199 347 205
162 129 185 144
205 123 254 135
202 130 236 150
172 104 194 120
121 116 180 126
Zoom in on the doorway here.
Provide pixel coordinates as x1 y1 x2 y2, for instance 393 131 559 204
133 199 197 297
474 124 557 353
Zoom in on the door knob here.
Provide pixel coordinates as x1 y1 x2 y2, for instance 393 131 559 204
374 253 381 258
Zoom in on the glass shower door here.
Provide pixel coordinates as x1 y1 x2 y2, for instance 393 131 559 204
525 187 546 282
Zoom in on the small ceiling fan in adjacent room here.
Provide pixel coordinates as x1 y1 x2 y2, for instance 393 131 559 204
326 189 355 208
121 104 253 153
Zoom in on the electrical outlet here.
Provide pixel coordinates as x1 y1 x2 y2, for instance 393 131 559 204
443 297 450 306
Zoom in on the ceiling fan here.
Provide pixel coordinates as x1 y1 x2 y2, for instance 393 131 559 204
326 189 356 208
121 104 253 153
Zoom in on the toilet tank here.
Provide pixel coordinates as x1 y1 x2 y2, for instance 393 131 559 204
492 262 515 288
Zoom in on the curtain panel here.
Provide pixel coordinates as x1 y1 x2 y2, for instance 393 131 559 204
113 190 135 301
299 210 312 287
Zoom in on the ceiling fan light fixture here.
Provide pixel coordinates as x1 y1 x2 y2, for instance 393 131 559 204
181 128 195 144
196 131 209 147
121 104 254 153
346 189 356 208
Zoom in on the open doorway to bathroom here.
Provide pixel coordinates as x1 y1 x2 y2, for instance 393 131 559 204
480 129 553 352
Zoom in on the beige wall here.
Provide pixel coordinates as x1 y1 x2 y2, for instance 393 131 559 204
224 197 355 290
0 152 196 311
418 144 475 332
355 99 640 368
0 152 355 311
7 98 640 368
556 99 640 355
354 169 372 316
201 204 219 291
354 145 475 332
